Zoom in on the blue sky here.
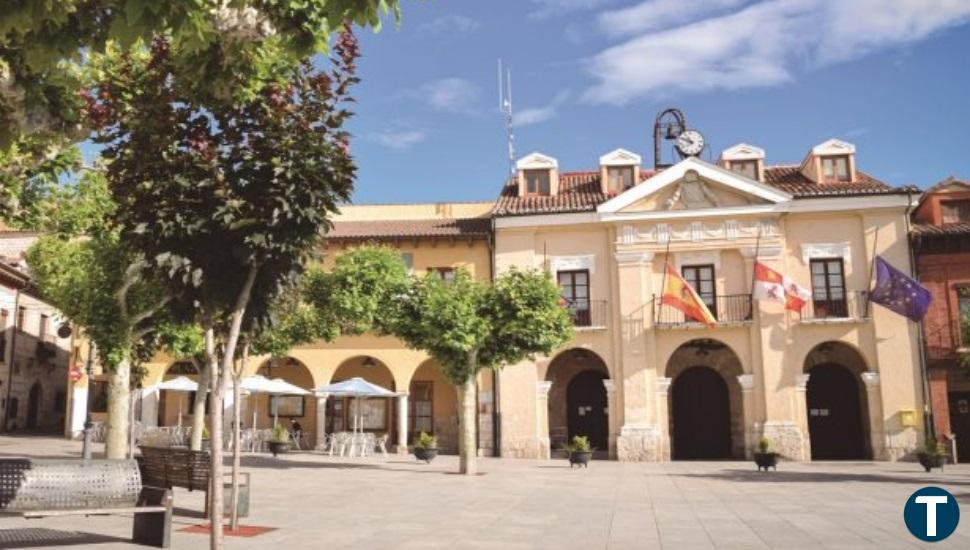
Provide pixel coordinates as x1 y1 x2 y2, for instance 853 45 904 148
347 0 970 204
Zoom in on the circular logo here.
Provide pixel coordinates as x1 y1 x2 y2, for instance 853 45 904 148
903 486 960 542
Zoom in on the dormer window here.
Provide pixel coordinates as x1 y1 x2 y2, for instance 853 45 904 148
524 169 551 195
821 155 851 183
516 152 559 197
942 199 970 224
727 160 758 180
606 166 634 193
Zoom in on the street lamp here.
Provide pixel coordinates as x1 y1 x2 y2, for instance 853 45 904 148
81 340 96 460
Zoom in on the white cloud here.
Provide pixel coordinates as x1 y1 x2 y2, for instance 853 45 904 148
410 78 481 114
373 130 427 150
530 0 617 19
597 0 747 36
513 91 572 127
585 0 970 105
418 15 480 34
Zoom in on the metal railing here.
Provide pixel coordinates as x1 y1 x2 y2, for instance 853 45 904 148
654 294 752 327
563 299 608 328
798 291 869 322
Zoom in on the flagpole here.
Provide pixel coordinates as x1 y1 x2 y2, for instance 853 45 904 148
865 226 879 318
748 221 763 321
656 232 672 325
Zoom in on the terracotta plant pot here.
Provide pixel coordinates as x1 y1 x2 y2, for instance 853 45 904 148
268 441 291 458
917 452 946 473
414 447 438 463
569 450 592 468
754 452 779 471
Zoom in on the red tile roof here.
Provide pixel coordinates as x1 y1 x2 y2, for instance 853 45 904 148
492 165 916 217
910 222 970 237
324 218 491 241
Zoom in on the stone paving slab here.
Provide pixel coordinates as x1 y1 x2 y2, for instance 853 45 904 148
0 436 969 549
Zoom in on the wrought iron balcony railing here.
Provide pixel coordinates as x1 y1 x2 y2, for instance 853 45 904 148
562 299 608 328
654 294 752 327
798 291 869 322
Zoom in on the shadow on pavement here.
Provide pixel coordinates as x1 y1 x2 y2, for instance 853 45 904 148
0 527 127 548
677 468 970 486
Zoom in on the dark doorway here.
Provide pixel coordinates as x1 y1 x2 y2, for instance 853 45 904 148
949 391 970 463
671 366 732 459
26 383 41 430
566 370 608 451
807 363 867 460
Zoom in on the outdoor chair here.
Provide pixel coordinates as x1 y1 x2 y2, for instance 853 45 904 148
374 434 388 457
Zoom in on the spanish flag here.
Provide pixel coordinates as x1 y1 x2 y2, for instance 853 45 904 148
661 265 717 325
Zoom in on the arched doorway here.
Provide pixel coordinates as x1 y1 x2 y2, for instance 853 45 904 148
157 361 200 427
409 360 458 452
671 367 731 459
328 356 397 440
545 349 610 454
666 339 744 460
26 383 41 430
804 342 870 460
256 357 316 440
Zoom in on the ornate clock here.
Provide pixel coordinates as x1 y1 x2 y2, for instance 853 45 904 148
675 128 705 157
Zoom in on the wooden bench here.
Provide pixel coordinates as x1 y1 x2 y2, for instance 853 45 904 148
138 446 210 493
0 458 172 548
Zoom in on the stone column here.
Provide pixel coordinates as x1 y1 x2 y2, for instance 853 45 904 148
396 393 409 454
793 374 811 460
536 381 552 459
654 377 672 461
315 393 329 451
602 379 617 459
861 372 888 460
140 389 159 428
737 374 755 459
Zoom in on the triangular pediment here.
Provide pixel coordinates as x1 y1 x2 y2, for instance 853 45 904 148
599 148 641 166
598 157 791 214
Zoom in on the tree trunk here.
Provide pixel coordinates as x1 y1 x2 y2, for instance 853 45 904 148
457 370 478 476
229 372 242 531
104 359 131 459
190 360 211 451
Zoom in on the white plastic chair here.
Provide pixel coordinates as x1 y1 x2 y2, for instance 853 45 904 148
375 434 388 457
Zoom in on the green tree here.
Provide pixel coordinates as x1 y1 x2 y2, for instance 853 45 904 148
86 29 360 547
24 174 174 458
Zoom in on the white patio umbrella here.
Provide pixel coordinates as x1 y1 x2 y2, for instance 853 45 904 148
240 375 311 429
144 376 199 427
314 377 396 437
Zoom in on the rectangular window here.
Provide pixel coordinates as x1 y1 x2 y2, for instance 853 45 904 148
728 160 758 180
524 169 551 195
269 395 305 417
39 314 48 341
941 200 970 224
557 269 590 326
958 286 970 347
430 267 456 282
409 380 433 441
810 258 847 317
681 264 717 318
821 155 850 183
606 166 634 193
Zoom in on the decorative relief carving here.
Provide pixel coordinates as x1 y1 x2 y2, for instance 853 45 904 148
622 219 779 244
737 374 754 391
550 255 595 274
675 250 721 271
861 372 880 388
801 242 851 265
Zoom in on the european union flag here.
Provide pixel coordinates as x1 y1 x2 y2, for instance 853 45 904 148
869 255 932 322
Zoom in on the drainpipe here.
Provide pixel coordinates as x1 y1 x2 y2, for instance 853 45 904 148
489 218 500 457
2 288 21 432
905 190 934 444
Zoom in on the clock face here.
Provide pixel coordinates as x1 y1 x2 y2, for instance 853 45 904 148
675 129 705 157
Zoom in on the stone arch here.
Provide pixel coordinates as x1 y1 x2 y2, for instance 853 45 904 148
252 356 317 437
325 356 398 439
803 341 871 460
545 348 610 454
408 359 459 453
666 338 745 459
156 360 202 427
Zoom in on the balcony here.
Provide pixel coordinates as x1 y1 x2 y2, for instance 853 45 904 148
563 299 608 329
654 294 752 328
798 291 869 323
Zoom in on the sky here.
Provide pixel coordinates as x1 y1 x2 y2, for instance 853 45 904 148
346 0 970 204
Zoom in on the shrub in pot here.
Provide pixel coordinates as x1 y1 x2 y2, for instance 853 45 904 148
268 424 291 458
916 440 947 473
413 432 438 463
200 425 211 452
566 435 593 468
754 437 779 471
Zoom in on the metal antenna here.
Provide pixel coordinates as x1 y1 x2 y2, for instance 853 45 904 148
499 59 515 178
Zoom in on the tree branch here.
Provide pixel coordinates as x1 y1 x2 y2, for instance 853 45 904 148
115 262 143 320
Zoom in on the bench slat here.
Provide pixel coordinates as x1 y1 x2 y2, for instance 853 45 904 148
19 506 169 517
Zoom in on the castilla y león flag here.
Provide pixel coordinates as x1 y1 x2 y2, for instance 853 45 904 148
753 261 811 311
662 265 717 325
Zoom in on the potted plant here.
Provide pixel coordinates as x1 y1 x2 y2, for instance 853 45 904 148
916 440 947 472
566 435 593 468
413 432 438 463
267 424 291 457
754 437 779 471
200 425 211 452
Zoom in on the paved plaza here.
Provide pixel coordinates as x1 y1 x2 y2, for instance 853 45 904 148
0 436 968 549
